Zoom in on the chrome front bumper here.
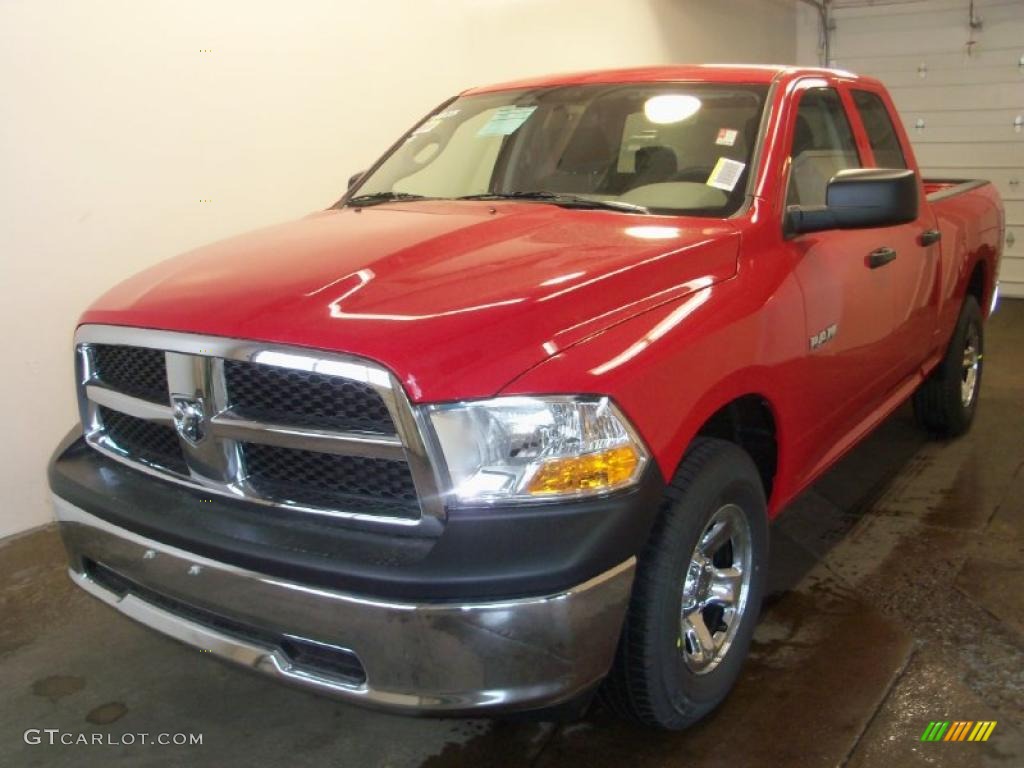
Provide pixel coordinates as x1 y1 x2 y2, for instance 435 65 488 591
54 495 635 714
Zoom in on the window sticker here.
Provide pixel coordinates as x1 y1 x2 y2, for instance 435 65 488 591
706 157 746 191
715 128 738 146
477 106 538 137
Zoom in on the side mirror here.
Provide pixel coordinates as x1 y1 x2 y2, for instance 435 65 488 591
348 170 367 189
786 168 918 235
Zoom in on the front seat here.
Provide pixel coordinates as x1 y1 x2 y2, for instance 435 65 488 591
543 106 619 193
788 115 856 206
634 145 678 186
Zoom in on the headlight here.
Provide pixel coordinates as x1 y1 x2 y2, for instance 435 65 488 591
425 396 649 505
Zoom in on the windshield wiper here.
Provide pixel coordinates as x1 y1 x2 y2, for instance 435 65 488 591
346 191 432 208
456 191 649 214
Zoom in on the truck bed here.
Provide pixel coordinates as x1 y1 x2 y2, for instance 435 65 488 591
924 177 1003 338
924 178 990 201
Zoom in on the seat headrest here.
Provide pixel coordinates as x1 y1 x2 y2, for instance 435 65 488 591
635 146 678 179
792 115 815 157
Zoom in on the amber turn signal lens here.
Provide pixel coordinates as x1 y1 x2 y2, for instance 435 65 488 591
526 445 639 495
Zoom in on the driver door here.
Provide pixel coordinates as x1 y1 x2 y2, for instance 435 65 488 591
785 82 901 464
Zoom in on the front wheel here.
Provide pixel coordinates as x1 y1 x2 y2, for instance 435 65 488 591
600 438 768 730
913 295 983 437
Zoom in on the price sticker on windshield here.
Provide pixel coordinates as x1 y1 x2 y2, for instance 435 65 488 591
706 158 746 192
477 106 538 137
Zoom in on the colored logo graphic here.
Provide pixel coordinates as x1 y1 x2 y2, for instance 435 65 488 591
921 721 997 742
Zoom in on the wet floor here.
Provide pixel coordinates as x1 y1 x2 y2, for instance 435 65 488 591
2 300 1022 767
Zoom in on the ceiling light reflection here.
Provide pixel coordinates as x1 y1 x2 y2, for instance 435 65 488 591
540 271 585 286
624 225 681 240
588 285 713 376
326 269 524 321
643 94 701 125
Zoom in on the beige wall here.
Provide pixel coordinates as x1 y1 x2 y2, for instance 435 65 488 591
796 2 826 65
0 0 795 539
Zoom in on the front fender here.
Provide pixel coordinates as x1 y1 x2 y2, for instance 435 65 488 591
500 275 806 516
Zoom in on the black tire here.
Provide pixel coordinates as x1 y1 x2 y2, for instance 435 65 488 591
912 295 983 437
600 437 768 730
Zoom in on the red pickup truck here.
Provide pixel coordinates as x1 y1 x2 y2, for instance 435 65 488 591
50 65 1003 729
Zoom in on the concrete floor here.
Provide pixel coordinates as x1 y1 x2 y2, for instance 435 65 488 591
2 300 1022 767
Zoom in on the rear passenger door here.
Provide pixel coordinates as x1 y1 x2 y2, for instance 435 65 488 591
848 86 940 381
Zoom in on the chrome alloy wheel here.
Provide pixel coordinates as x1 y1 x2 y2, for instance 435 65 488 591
961 325 981 407
680 503 753 675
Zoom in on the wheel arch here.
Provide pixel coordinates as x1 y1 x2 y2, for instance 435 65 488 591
692 394 778 501
659 381 789 516
965 258 987 311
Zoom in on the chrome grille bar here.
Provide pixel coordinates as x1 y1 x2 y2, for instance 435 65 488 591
85 384 173 423
74 325 446 534
209 412 406 460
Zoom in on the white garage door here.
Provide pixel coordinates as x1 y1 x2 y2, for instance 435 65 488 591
825 0 1024 297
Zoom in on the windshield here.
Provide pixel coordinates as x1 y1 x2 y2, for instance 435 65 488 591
346 83 768 217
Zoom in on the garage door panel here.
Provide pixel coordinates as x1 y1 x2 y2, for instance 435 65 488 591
907 125 1024 144
878 67 1024 88
835 8 1023 36
833 1 1024 56
842 47 1024 75
834 0 1010 15
1004 200 1024 222
891 83 1024 112
1006 227 1023 257
833 0 1023 22
891 109 1023 128
1000 255 1024 284
913 143 1024 168
834 28 1024 58
1000 258 1024 298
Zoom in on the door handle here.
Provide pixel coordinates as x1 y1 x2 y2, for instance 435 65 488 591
919 229 942 247
868 247 897 269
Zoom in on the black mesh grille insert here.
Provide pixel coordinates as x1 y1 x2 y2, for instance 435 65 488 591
93 345 168 404
99 406 187 474
224 361 395 434
83 560 366 685
244 443 418 516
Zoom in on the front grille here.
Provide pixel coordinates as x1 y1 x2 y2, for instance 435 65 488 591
84 559 366 685
77 328 434 526
244 443 419 516
225 361 395 434
93 345 168 404
99 406 188 474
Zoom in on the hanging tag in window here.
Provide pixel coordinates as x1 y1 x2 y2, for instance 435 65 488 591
707 158 746 191
715 128 738 146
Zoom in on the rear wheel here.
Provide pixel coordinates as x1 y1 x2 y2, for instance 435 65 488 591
600 438 768 730
913 295 983 437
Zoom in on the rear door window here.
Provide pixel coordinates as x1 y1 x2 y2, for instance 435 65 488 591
851 89 908 169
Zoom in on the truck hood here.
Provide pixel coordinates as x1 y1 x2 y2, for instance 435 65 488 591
82 201 740 402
